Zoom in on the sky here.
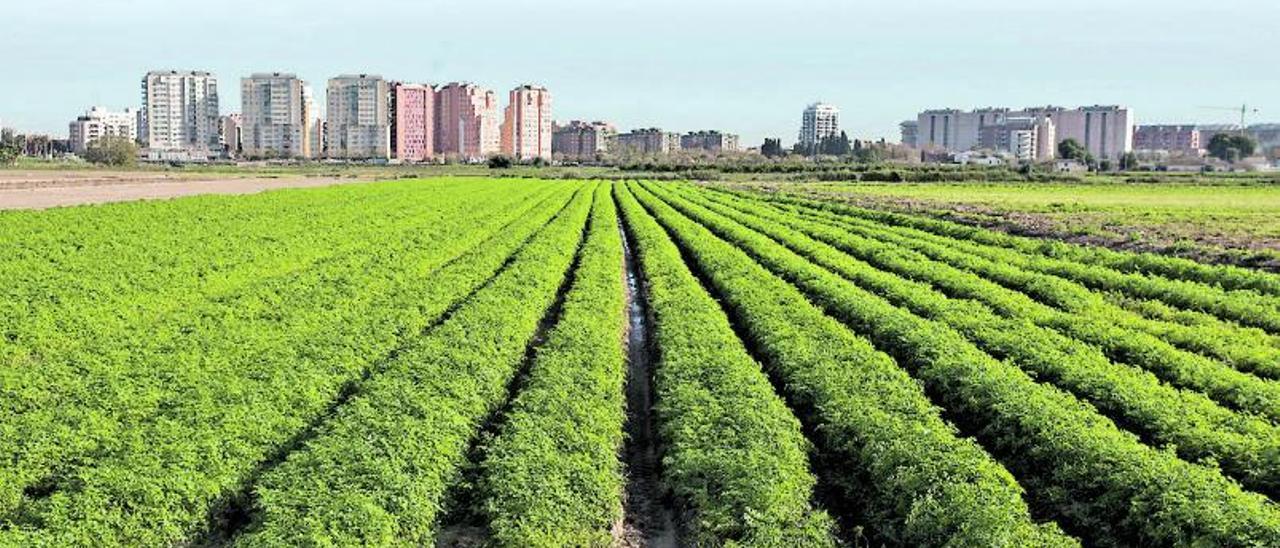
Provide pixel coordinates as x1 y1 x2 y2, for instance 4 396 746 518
1 0 1276 146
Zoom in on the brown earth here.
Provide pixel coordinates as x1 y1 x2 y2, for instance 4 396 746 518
0 171 376 210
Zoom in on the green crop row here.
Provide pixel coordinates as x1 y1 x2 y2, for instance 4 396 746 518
616 185 838 545
233 185 595 546
624 183 1076 546
735 189 1280 334
725 191 1280 419
0 182 541 518
476 183 629 546
741 186 1280 298
660 183 1280 497
640 182 1280 546
0 183 575 546
724 188 1280 379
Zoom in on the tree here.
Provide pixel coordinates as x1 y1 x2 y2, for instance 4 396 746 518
83 137 139 167
1057 138 1088 162
819 131 852 156
487 154 513 169
761 138 784 158
0 142 18 166
1206 133 1257 163
1120 152 1140 171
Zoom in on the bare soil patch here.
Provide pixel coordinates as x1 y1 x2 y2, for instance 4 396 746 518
0 171 377 210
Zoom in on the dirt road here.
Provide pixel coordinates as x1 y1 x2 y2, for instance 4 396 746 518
0 171 373 210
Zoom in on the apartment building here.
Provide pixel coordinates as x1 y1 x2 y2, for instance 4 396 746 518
434 82 500 160
680 130 740 153
551 120 615 159
310 119 326 158
799 103 840 147
977 116 1056 161
917 108 1012 153
326 74 390 159
500 85 553 161
68 106 141 154
219 114 242 157
1133 125 1201 155
615 128 681 155
391 83 435 162
140 70 220 155
899 120 919 148
240 73 311 159
917 105 1133 160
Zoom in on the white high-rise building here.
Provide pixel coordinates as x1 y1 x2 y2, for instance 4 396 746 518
326 75 390 159
140 70 220 156
241 73 311 159
799 103 840 147
68 106 141 154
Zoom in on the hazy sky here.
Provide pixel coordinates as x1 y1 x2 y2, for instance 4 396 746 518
2 0 1275 145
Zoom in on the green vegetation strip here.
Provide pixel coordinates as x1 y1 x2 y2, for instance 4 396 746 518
233 184 595 546
816 200 1280 379
727 188 1280 379
660 182 1280 497
742 190 1280 333
475 184 628 546
0 182 572 545
769 184 1280 297
636 182 1280 547
722 190 1280 415
616 185 837 545
0 182 531 513
622 184 1075 546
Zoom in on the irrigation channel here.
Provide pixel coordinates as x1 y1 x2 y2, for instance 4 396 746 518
617 220 679 547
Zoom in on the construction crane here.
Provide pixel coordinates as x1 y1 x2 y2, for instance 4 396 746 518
1197 104 1260 133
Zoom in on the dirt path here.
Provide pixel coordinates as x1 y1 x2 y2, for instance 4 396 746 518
0 171 375 210
616 220 679 548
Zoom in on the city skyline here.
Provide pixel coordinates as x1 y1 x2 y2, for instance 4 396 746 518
3 0 1278 145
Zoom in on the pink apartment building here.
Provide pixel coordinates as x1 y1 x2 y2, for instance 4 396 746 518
391 83 434 162
500 85 553 161
434 82 500 160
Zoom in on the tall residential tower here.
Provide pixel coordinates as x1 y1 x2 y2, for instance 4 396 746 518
390 83 435 162
799 103 840 148
141 70 220 156
435 82 500 160
326 74 390 159
240 73 310 159
500 85 553 161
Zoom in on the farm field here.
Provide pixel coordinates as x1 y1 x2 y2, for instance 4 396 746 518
722 177 1280 270
3 177 1280 546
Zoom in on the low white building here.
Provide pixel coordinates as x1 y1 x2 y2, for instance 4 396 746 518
68 106 141 154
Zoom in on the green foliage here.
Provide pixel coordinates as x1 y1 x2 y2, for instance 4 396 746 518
477 184 628 546
0 180 574 545
0 143 18 166
83 136 139 166
627 182 1076 546
761 138 784 158
1120 151 1140 171
1208 133 1259 162
673 185 1280 497
742 191 1280 415
1207 133 1257 162
617 185 838 545
488 154 514 169
1057 138 1088 162
651 183 1280 546
237 186 594 546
